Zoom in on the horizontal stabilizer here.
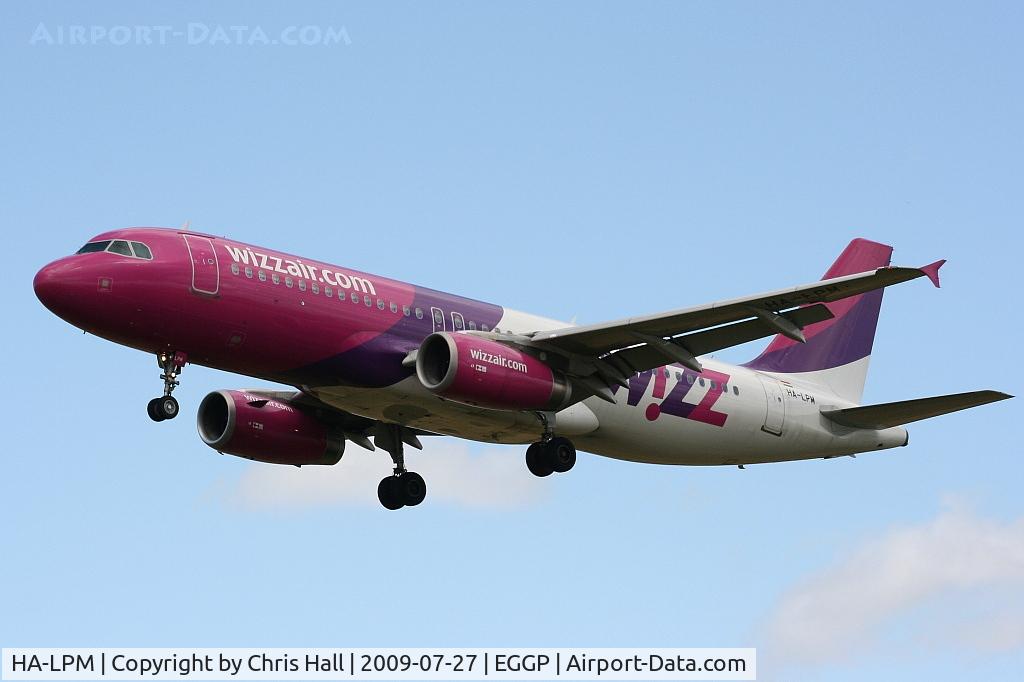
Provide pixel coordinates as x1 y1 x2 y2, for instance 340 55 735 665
821 390 1012 430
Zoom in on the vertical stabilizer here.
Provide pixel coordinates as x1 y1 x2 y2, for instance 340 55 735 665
744 238 893 403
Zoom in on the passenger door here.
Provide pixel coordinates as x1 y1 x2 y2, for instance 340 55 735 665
182 234 219 296
758 375 786 436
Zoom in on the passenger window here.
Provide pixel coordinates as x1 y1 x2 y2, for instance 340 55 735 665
403 305 411 317
76 241 111 254
272 273 281 285
364 295 372 307
468 321 477 330
258 270 267 282
675 372 682 380
311 283 319 294
351 292 359 303
376 299 385 310
415 308 424 319
107 240 132 256
699 377 705 386
481 324 490 332
325 286 333 298
733 386 740 396
433 309 444 325
390 302 398 313
285 277 293 288
687 375 695 384
663 368 670 378
231 263 240 275
710 381 717 390
130 242 152 259
452 312 465 331
298 280 306 292
244 266 253 278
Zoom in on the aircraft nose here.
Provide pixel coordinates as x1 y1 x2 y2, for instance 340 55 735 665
33 257 86 317
33 260 65 309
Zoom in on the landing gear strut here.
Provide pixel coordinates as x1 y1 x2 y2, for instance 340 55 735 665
147 351 187 422
375 424 427 510
525 412 577 477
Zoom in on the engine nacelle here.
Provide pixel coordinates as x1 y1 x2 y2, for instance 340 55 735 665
415 332 571 411
197 390 344 465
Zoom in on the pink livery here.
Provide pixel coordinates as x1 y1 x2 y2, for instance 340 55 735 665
34 228 1010 509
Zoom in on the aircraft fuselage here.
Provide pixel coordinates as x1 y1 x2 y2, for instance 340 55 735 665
34 227 908 468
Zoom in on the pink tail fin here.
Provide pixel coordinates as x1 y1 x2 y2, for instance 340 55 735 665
744 238 893 401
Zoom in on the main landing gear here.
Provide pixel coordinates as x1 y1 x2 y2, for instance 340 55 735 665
375 424 427 510
525 437 577 477
147 351 187 422
525 412 577 477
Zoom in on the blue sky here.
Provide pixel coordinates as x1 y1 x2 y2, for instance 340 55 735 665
2 2 1021 680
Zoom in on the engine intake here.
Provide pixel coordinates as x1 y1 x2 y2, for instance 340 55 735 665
415 332 571 411
197 390 344 465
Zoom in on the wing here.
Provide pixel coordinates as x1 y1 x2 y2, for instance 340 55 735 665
509 261 944 401
243 389 439 452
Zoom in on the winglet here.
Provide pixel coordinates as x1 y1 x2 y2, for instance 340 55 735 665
920 259 945 288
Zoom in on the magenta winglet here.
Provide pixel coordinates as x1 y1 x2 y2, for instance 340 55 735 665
920 259 946 288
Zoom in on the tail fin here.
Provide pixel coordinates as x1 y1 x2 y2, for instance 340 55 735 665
744 238 893 403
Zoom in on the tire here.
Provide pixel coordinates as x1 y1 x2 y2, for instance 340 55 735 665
147 398 165 422
158 395 179 420
397 471 427 507
546 437 576 473
525 442 553 477
377 476 404 510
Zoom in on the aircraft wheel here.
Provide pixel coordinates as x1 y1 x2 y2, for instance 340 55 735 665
157 395 179 420
396 471 427 507
378 476 404 510
147 398 165 422
526 442 553 477
546 437 576 473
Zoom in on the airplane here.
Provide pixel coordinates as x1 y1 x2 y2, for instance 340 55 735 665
33 229 1011 509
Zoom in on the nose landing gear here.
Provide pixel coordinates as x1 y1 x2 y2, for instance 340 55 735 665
147 351 187 422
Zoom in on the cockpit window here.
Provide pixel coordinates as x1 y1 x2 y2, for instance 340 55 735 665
107 240 133 256
76 238 154 259
76 241 111 254
130 242 152 259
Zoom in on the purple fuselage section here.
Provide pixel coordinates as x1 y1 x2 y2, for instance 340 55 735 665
33 228 505 389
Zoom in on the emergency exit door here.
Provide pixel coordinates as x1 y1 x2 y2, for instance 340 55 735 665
431 307 446 333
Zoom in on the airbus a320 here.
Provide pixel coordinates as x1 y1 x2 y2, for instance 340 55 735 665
34 229 1011 509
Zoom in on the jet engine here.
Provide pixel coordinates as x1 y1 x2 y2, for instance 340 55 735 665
415 332 571 411
196 390 344 465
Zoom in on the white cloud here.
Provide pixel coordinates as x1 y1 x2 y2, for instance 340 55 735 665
939 603 1024 654
760 502 1024 667
228 440 549 510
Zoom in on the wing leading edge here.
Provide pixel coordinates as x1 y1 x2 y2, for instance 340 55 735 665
518 261 944 391
531 263 943 356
